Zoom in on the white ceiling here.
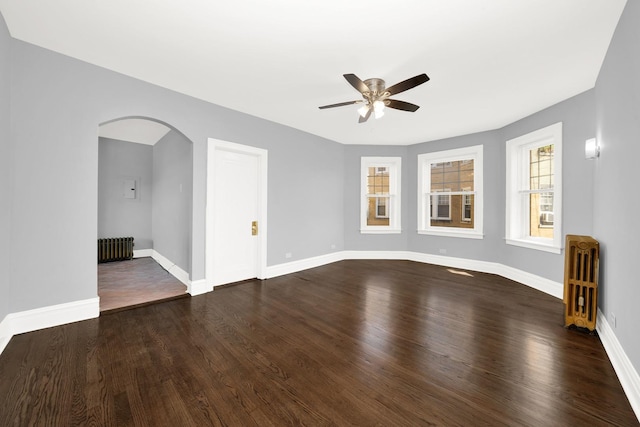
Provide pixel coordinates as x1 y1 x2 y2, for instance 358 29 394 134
0 0 628 145
99 118 171 145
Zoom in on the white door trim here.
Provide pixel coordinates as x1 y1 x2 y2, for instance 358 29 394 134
206 139 268 288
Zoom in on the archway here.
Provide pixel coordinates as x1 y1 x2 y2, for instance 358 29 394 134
97 117 193 311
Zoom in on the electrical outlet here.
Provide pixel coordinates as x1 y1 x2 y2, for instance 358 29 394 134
285 252 292 259
439 248 447 255
330 244 336 250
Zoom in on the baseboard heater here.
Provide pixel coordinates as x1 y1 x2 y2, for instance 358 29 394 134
98 237 134 263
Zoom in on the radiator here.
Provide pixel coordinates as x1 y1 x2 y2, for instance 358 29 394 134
98 237 134 263
563 235 599 331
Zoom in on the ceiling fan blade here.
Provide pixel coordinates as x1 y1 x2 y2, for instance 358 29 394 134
386 99 420 112
384 73 430 96
344 74 370 94
318 100 362 109
358 107 372 123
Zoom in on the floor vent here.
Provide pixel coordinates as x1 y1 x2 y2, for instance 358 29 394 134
98 237 134 263
563 235 599 331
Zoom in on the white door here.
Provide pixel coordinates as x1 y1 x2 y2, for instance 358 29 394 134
210 144 265 286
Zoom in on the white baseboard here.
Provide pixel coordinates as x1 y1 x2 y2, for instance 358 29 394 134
0 298 99 355
597 311 640 422
342 250 414 260
151 250 213 297
342 251 564 299
266 250 563 299
0 314 12 355
491 263 562 299
133 249 153 258
188 279 212 296
265 251 344 279
151 250 190 287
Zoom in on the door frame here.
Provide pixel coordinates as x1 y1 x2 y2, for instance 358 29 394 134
206 138 268 288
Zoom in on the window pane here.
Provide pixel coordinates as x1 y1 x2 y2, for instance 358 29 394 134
443 170 460 186
460 159 474 171
529 145 554 191
529 192 554 238
430 194 474 228
368 167 389 195
462 194 473 222
430 159 474 192
528 144 554 237
367 196 390 226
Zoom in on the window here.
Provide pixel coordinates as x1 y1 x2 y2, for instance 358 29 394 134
505 122 562 253
418 145 483 238
375 197 388 218
361 157 401 233
462 188 472 222
432 190 451 220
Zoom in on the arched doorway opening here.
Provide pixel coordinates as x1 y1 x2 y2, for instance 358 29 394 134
97 117 193 312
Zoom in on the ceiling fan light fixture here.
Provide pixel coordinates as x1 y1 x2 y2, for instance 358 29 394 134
319 73 429 123
373 100 385 112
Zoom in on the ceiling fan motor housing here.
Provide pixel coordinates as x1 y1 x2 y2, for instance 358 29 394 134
363 78 385 94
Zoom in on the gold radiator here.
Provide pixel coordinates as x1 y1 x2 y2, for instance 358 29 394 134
98 237 134 263
563 235 599 331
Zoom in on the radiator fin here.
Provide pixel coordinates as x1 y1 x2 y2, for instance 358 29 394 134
98 237 134 263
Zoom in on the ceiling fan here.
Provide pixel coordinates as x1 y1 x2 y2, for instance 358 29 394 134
319 73 430 123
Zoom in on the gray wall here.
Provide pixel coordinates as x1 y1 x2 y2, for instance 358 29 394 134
498 90 596 281
594 0 640 379
152 130 192 272
7 36 345 313
267 135 345 265
98 138 153 249
0 12 11 323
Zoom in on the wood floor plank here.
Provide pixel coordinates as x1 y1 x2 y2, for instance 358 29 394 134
1 260 637 426
98 257 187 312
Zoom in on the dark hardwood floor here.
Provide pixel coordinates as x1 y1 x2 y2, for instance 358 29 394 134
98 257 188 312
1 260 637 426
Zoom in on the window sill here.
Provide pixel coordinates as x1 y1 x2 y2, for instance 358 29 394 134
360 228 402 234
505 238 562 254
418 229 484 239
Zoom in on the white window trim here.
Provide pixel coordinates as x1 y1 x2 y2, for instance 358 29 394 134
361 157 401 234
505 122 562 254
417 145 483 239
